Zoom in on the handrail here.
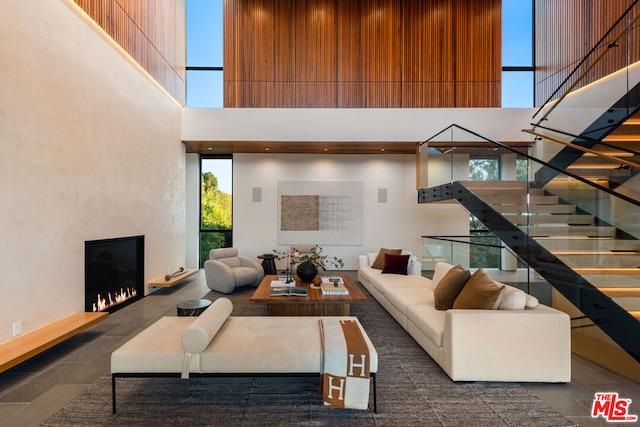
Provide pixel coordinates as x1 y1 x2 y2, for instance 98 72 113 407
419 123 640 209
531 123 640 157
522 129 640 170
532 0 640 123
422 235 505 250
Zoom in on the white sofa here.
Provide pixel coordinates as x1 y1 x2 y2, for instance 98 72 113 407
358 254 571 382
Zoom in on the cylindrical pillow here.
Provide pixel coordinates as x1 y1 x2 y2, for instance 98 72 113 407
182 297 233 354
498 284 527 310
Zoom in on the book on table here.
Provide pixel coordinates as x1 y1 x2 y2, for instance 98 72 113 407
270 280 296 287
320 276 344 285
270 286 308 297
321 283 349 296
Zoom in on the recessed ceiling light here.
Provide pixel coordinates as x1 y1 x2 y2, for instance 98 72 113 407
207 147 212 150
323 148 328 151
380 148 386 152
265 147 270 151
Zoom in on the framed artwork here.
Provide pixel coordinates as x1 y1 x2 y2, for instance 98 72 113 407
277 180 363 245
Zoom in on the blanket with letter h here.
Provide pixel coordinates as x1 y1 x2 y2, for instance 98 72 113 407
319 319 371 410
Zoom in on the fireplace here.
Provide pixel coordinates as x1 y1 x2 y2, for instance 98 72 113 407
85 235 144 313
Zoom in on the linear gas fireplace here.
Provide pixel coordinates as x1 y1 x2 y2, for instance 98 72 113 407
85 235 144 313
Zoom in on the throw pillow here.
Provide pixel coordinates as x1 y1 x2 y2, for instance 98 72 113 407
431 261 455 290
433 265 470 310
382 254 410 275
525 294 539 308
371 248 402 270
497 284 527 310
453 268 505 310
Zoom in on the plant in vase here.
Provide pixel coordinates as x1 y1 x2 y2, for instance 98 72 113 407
273 245 344 282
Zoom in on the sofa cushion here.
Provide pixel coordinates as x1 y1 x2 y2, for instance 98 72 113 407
182 298 233 354
453 268 505 310
382 254 410 275
381 284 434 316
498 284 527 310
232 266 259 286
433 265 470 310
431 261 455 290
371 248 402 269
406 303 447 347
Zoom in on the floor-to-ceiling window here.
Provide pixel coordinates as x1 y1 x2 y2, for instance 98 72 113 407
200 156 232 266
186 0 223 108
502 0 534 107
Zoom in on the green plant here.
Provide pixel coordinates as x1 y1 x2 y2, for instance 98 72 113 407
273 245 344 271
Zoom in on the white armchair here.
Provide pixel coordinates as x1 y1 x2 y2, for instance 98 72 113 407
204 248 264 294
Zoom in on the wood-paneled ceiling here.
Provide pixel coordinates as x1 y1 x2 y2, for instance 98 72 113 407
183 139 533 155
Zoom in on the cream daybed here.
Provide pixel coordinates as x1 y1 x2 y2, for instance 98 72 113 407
110 298 379 412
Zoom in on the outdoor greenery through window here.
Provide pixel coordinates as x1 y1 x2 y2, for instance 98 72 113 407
200 156 232 267
469 156 501 268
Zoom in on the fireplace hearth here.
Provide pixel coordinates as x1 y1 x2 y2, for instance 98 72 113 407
85 235 144 313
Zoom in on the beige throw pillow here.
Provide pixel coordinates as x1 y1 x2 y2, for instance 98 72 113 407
453 268 505 310
433 265 470 310
371 248 402 270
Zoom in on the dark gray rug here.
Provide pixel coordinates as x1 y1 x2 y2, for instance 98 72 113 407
42 286 576 426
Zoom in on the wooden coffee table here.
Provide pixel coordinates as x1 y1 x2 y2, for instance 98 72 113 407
251 274 366 316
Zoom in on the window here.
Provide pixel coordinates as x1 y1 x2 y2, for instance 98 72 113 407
186 0 224 108
469 156 500 181
502 0 534 107
200 156 232 266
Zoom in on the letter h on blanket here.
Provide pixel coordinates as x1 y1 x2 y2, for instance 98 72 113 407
320 319 372 410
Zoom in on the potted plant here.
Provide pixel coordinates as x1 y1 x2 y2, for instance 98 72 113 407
273 245 344 282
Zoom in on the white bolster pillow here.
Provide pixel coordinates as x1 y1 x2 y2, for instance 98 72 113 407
182 297 233 354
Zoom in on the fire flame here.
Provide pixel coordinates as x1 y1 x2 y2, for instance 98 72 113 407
93 286 138 312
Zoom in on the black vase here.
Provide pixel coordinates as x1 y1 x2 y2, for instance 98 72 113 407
296 261 318 282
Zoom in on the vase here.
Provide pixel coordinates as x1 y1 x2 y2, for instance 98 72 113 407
296 261 318 282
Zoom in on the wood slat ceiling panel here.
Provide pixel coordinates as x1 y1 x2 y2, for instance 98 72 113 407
401 0 454 108
73 0 185 105
224 0 501 108
535 0 637 107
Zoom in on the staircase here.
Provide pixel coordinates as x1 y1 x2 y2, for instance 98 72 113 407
419 179 640 368
466 180 640 322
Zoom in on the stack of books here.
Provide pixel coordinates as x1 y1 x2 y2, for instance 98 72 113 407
321 276 344 285
270 286 308 297
321 283 349 296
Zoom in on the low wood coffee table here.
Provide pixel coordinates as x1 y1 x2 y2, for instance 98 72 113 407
251 274 366 316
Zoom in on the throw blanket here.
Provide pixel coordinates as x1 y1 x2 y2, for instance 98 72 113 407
319 319 370 410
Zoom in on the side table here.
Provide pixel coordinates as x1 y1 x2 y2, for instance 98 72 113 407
177 299 212 316
257 253 277 275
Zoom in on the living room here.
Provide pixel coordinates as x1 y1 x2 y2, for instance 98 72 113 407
2 1 640 425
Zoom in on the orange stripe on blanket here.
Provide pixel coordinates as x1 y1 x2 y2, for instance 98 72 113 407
321 319 370 409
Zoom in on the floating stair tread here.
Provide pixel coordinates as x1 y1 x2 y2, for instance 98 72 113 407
493 204 576 214
0 312 108 373
505 214 594 225
575 267 640 275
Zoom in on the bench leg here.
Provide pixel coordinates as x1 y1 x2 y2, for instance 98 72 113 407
112 375 117 414
372 373 377 413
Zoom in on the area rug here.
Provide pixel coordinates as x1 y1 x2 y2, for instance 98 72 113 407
42 285 576 426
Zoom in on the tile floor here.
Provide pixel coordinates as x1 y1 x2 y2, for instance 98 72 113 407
0 270 638 427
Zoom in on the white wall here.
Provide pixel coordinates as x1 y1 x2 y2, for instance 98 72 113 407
182 108 536 144
0 1 185 343
185 154 201 269
231 153 468 270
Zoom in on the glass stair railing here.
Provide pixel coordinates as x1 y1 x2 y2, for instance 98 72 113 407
417 124 640 381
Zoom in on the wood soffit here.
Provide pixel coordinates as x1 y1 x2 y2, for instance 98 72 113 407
183 140 532 155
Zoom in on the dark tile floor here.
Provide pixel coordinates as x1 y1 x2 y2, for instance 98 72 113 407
0 270 638 426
